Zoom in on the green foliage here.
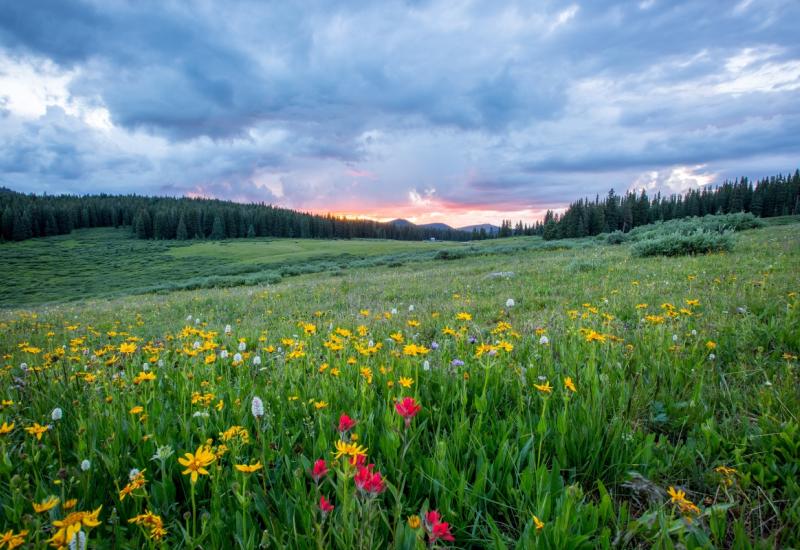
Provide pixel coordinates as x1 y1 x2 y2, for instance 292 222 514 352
631 230 734 257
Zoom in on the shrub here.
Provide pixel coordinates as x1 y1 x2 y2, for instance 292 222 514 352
435 248 468 260
632 230 734 257
607 230 628 245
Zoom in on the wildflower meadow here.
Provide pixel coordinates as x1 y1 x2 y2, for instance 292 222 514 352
0 222 798 549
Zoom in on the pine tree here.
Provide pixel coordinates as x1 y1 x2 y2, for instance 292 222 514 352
210 215 226 240
176 216 189 240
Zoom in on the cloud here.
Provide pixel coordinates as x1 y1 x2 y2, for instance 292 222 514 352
0 0 798 225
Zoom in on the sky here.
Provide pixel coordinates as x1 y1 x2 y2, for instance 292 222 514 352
1 0 799 227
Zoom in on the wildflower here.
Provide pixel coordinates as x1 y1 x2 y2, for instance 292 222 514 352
314 401 328 410
233 353 243 363
220 350 229 359
80 460 91 472
0 529 28 549
395 396 421 427
253 355 262 366
534 381 553 394
424 510 455 543
706 341 717 350
119 342 136 354
563 377 577 393
224 324 232 334
25 422 49 440
128 510 167 541
667 486 701 520
451 359 464 367
311 459 328 482
532 514 544 532
48 506 101 549
51 408 63 421
119 469 147 500
456 312 472 321
408 515 421 529
354 464 386 496
506 298 515 308
338 414 356 434
133 371 156 384
251 396 264 418
238 341 247 351
398 376 414 388
234 462 263 473
423 360 431 371
129 406 144 415
332 440 368 464
0 422 14 435
178 445 216 483
319 495 334 514
33 495 60 513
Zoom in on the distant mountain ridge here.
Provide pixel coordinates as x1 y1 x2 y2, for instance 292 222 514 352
388 219 500 234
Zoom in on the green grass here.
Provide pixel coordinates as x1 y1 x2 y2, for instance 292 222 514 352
0 222 798 548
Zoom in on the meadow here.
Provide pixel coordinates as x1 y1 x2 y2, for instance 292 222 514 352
0 220 798 548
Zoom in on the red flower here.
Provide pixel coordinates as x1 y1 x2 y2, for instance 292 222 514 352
354 464 386 496
425 510 455 543
350 453 367 467
395 397 421 427
311 458 328 482
319 495 334 514
338 413 356 434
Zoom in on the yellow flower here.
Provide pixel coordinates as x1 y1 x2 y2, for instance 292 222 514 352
563 377 577 393
534 381 553 394
705 341 717 350
49 507 102 548
0 422 14 435
63 499 77 510
25 423 49 441
685 299 700 307
390 332 404 344
398 377 414 388
332 440 368 462
532 514 544 532
119 470 147 501
204 353 216 364
129 406 144 415
33 495 60 513
128 510 166 541
132 371 156 385
119 342 136 354
314 401 328 410
0 529 28 549
407 515 421 529
234 462 263 473
456 312 472 321
178 445 216 483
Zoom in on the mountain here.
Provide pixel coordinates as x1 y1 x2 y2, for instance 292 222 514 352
457 223 500 234
387 218 415 227
418 222 453 231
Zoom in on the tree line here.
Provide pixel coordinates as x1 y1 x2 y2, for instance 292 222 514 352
0 191 478 242
538 170 800 240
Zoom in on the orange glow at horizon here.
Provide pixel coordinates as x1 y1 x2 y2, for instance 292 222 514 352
316 205 564 228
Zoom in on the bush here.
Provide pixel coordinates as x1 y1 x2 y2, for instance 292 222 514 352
607 230 628 245
435 248 468 260
632 230 734 257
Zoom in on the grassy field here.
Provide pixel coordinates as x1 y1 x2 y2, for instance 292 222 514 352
0 228 482 307
0 222 798 548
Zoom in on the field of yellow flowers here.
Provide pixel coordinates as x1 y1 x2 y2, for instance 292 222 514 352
1 223 798 549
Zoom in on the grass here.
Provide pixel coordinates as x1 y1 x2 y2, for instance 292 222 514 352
0 221 798 548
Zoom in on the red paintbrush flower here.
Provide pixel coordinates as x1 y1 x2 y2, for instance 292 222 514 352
338 413 356 434
311 458 328 482
424 510 455 543
395 396 421 427
319 495 334 514
354 464 386 496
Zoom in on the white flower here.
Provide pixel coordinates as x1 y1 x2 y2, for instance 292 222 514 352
194 318 201 324
672 334 678 342
220 350 229 359
233 353 243 363
408 305 415 312
142 362 149 371
192 341 201 350
225 324 232 334
157 359 164 367
238 341 247 351
708 353 716 361
691 329 697 336
538 335 549 345
368 340 374 347
423 360 431 371
251 396 264 418
20 362 28 371
506 298 515 308
193 411 210 418
129 468 141 480
68 530 86 550
80 459 91 472
51 407 63 421
391 308 398 315
151 445 174 462
186 315 193 321
253 355 262 366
